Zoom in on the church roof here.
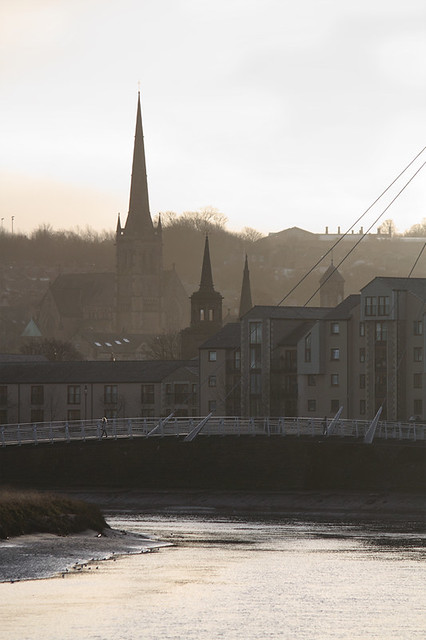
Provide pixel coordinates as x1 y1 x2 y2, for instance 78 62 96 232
49 273 114 317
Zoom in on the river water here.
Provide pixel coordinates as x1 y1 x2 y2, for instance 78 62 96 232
0 512 424 640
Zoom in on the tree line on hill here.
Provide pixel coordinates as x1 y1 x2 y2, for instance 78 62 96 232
1 211 425 314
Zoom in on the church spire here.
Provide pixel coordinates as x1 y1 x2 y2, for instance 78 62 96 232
124 92 154 235
239 254 253 318
199 235 215 291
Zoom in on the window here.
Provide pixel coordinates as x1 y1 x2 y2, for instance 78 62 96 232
359 374 366 389
208 375 217 387
359 322 365 337
377 296 390 315
330 348 340 361
360 399 366 415
365 296 376 316
0 409 7 425
67 385 81 405
307 399 316 412
250 372 262 395
331 374 339 386
304 333 311 363
413 321 423 336
414 348 423 362
208 309 214 321
249 321 262 344
208 350 217 362
359 348 365 363
307 375 316 386
31 385 44 405
250 345 261 369
330 399 340 412
375 322 387 342
104 385 118 404
330 322 340 335
0 386 7 405
174 384 188 404
67 409 80 421
234 350 241 371
141 384 155 404
208 400 216 413
413 399 423 416
413 373 422 389
30 409 44 423
200 309 205 321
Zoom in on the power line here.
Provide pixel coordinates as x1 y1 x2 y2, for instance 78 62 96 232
277 146 426 307
303 161 426 307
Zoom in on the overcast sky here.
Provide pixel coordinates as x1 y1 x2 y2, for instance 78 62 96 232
1 0 425 237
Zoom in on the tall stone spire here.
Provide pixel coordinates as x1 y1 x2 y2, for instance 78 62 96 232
239 254 253 318
199 235 214 291
124 92 154 235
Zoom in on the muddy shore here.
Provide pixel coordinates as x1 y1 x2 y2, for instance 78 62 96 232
68 488 425 522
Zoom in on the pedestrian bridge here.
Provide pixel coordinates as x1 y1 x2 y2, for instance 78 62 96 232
0 412 424 447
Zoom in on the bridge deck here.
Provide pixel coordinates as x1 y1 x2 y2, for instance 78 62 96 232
0 416 424 447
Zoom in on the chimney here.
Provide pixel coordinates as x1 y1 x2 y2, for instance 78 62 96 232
325 226 328 234
338 226 341 234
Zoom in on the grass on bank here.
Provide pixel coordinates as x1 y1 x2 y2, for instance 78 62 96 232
0 489 108 539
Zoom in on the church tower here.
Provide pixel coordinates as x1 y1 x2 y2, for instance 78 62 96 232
116 93 163 333
180 236 223 358
319 261 344 307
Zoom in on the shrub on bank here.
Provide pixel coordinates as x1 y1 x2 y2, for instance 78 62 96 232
0 489 108 539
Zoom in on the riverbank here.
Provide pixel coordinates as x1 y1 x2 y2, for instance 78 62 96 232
67 488 426 523
0 489 107 539
0 526 168 583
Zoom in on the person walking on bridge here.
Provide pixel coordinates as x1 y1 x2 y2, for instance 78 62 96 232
101 416 108 438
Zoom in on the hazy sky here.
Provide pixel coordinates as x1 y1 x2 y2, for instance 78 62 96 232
1 0 425 236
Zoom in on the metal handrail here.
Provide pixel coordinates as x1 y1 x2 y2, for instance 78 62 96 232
0 416 424 447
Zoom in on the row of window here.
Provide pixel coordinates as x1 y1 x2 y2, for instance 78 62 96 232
308 373 423 389
0 383 198 407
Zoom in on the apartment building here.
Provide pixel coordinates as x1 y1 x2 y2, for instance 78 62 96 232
0 360 197 425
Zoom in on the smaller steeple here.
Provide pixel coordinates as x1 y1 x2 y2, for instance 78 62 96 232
157 213 162 235
239 254 253 318
116 212 122 235
199 235 214 291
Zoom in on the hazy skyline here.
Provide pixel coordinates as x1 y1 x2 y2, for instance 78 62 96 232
1 0 425 237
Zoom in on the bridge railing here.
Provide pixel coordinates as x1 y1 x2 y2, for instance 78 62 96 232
0 416 424 447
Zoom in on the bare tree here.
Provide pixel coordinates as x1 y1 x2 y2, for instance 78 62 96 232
145 331 181 360
240 226 264 243
378 219 397 236
20 338 84 361
404 218 426 237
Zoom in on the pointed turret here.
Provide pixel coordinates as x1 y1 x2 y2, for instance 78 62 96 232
320 261 344 307
124 92 154 236
116 212 122 235
199 235 215 291
239 254 253 318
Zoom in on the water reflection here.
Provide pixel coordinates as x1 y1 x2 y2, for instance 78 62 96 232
0 513 424 640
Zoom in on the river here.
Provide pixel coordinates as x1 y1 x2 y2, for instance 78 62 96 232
0 512 424 639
